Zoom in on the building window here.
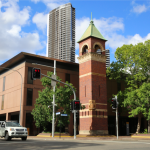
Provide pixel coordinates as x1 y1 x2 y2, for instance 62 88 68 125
82 45 88 55
65 73 70 83
26 88 33 106
3 77 5 91
27 67 33 84
1 95 4 110
95 45 102 54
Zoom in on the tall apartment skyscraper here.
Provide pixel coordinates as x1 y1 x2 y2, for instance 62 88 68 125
47 3 75 62
105 49 110 68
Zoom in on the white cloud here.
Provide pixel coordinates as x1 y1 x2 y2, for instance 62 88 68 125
76 17 90 50
75 54 79 63
31 0 70 10
131 1 150 14
32 13 48 31
7 25 21 38
0 0 43 62
76 17 150 53
2 1 30 25
132 4 147 14
31 0 40 3
37 52 46 57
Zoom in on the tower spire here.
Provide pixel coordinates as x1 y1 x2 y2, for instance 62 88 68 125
90 12 93 24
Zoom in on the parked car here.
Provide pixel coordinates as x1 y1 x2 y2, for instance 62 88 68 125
0 121 28 141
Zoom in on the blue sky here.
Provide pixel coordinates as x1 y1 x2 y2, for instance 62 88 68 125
0 0 150 64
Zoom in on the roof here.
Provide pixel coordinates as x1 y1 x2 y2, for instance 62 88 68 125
0 52 79 74
77 19 107 43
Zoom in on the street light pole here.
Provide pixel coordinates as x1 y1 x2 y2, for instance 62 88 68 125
52 60 56 137
0 67 23 125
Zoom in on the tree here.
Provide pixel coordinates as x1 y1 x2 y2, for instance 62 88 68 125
107 40 150 133
31 71 78 132
136 82 150 133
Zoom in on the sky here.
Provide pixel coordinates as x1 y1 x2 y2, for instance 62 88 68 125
0 0 150 65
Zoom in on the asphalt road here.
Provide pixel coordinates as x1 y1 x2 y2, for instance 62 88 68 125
0 137 150 150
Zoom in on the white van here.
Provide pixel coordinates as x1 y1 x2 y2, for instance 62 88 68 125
0 121 28 141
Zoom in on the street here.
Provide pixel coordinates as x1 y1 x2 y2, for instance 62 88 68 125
0 137 150 150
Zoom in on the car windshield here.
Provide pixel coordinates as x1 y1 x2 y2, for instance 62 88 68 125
6 122 22 127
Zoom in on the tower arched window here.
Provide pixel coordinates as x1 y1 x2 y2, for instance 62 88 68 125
82 45 88 55
95 45 102 54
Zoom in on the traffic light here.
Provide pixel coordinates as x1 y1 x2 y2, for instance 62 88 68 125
70 101 73 111
73 100 80 110
76 112 79 118
32 68 41 79
112 98 117 109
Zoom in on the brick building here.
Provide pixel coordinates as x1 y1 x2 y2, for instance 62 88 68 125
0 52 79 135
0 19 148 136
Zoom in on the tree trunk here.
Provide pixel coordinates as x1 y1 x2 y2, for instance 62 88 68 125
148 120 150 133
136 114 141 133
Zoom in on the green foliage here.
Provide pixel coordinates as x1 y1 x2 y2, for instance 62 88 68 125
106 40 150 121
31 71 80 131
144 128 148 134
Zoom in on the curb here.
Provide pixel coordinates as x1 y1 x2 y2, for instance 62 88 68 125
76 135 116 138
37 135 116 138
131 136 150 139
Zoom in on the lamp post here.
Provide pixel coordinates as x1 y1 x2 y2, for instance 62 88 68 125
0 66 23 124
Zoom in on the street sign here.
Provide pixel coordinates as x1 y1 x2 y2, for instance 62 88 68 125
56 112 60 115
51 75 56 86
61 114 68 116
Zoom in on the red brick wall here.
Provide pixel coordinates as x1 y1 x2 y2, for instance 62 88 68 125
91 60 106 75
79 60 106 76
79 118 108 130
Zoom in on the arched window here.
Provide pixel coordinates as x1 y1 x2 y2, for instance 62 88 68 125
95 45 102 54
82 45 88 55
